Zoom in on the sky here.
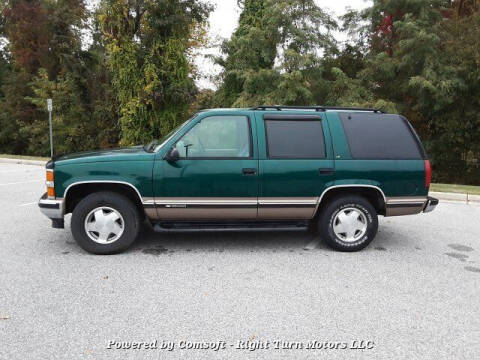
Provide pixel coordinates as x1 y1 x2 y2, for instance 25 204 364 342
195 0 371 89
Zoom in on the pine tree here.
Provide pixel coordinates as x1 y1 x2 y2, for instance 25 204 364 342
215 0 336 107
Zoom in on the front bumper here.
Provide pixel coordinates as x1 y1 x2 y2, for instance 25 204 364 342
38 192 65 220
423 196 439 213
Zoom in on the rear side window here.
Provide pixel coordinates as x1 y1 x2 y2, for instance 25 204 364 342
265 119 326 158
340 113 424 159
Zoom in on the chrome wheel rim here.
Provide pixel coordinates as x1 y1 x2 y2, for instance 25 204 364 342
333 207 368 242
84 207 124 244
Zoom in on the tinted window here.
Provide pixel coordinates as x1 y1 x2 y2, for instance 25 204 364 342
265 119 326 158
340 113 424 159
175 115 251 158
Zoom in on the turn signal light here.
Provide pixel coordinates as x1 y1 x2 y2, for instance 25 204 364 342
47 187 55 197
46 170 55 198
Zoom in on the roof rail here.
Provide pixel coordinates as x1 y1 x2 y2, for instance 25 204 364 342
252 105 383 113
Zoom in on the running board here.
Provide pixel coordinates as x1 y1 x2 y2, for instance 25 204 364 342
153 220 309 233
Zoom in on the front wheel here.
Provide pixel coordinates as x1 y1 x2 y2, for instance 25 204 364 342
318 195 378 252
71 191 141 254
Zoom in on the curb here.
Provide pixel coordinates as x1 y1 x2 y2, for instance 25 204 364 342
430 191 480 204
0 157 47 166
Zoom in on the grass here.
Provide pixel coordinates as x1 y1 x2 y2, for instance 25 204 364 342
0 153 49 161
430 183 480 195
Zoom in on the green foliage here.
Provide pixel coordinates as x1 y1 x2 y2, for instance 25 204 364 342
348 0 480 183
215 0 336 107
99 0 212 145
0 0 478 185
212 0 480 183
0 0 119 156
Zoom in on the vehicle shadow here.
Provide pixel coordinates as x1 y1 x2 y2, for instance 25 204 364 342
129 224 327 253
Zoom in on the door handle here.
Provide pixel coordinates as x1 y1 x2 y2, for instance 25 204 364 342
318 168 335 175
242 168 257 175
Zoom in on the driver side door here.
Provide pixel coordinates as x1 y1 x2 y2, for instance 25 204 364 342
153 113 258 220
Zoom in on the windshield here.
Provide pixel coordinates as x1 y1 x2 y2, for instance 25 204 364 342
147 116 195 153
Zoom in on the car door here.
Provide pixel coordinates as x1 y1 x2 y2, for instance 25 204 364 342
152 112 258 220
256 112 335 219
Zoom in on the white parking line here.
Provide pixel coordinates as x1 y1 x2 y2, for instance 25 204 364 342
18 202 37 207
0 180 40 186
0 169 38 173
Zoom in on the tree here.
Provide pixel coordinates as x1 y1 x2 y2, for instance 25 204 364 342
99 0 212 146
0 0 121 156
0 0 49 154
339 0 480 183
215 0 336 107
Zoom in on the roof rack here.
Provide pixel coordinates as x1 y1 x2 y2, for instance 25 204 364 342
252 105 383 113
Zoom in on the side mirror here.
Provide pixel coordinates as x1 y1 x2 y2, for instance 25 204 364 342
165 147 180 162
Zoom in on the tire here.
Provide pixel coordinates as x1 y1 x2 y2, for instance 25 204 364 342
71 191 141 254
318 195 378 252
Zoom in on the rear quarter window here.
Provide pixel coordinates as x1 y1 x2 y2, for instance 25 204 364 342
339 113 425 159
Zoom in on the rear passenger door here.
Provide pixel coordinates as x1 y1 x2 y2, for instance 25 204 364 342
256 113 334 219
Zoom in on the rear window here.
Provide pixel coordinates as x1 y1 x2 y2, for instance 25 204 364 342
265 118 325 158
339 113 424 159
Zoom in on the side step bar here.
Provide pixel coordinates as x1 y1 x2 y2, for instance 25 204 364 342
153 221 310 233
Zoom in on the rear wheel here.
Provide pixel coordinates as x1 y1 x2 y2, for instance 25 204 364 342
71 191 141 254
318 195 378 252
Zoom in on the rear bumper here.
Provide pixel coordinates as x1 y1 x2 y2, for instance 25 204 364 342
423 196 439 213
385 196 438 216
38 192 64 219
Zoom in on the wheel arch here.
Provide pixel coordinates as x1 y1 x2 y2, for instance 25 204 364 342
63 181 146 218
314 185 386 217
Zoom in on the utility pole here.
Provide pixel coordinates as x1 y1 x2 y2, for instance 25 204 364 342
47 99 53 158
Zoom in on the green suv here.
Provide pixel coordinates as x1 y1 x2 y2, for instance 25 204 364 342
38 106 438 254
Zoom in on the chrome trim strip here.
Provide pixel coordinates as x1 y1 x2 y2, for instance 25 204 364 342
386 196 427 205
258 197 317 205
64 180 145 205
142 198 155 208
155 197 257 206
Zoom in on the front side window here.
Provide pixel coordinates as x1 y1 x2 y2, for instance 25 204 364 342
175 115 251 158
265 119 326 158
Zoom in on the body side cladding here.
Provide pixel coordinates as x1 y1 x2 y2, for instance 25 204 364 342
384 196 428 216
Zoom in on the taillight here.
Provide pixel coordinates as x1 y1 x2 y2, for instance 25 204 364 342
425 160 431 189
46 169 55 198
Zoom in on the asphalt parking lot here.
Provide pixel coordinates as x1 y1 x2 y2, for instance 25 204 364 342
1 162 479 360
